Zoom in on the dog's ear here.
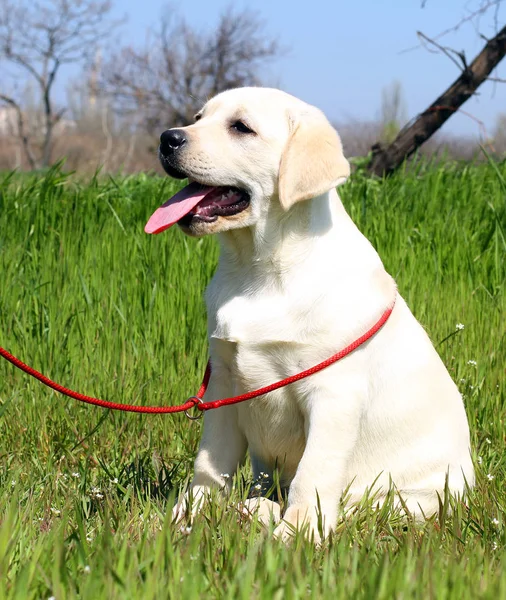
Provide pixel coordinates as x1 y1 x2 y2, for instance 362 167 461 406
278 110 350 211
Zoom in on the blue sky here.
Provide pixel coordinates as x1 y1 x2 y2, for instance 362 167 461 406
104 1 505 137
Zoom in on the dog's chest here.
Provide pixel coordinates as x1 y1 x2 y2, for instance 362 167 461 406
215 296 294 343
207 278 321 344
211 335 309 479
204 271 350 476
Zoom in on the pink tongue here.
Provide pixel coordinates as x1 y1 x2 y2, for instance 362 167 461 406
145 182 214 234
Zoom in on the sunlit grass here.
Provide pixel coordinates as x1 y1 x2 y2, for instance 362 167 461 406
0 160 505 598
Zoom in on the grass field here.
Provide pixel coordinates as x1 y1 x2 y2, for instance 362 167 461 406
0 160 505 599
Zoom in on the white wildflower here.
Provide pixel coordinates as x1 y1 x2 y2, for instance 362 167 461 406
11 480 16 487
111 478 118 484
492 541 498 551
84 565 91 574
50 507 61 516
486 438 491 444
86 535 92 543
220 473 230 480
90 486 104 499
254 483 262 491
477 456 483 465
455 323 465 331
492 518 500 526
467 360 477 367
487 473 495 481
72 472 80 478
182 526 192 535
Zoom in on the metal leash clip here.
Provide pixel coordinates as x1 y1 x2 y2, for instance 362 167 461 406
185 396 204 420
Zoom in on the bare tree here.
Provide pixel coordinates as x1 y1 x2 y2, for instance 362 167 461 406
100 7 284 133
368 1 506 176
493 112 506 152
379 80 408 144
0 0 121 168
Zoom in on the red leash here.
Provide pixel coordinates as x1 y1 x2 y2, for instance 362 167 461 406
0 299 395 418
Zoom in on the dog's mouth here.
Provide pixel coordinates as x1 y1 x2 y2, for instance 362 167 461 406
178 185 250 228
145 181 250 234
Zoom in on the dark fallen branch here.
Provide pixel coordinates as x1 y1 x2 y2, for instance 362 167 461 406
367 24 506 177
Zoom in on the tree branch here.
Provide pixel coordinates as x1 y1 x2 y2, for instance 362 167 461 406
367 24 506 177
416 31 469 71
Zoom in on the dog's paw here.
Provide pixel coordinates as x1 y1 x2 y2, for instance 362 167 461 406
171 498 189 525
273 506 328 544
239 497 281 527
171 486 208 527
273 519 300 543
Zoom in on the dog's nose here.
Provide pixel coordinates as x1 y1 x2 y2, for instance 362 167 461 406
160 129 187 155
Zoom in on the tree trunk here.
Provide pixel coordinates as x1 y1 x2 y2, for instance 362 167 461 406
42 87 53 168
367 25 506 177
0 95 38 169
41 60 60 168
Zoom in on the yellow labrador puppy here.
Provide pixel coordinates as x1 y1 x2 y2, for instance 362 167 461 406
145 87 474 541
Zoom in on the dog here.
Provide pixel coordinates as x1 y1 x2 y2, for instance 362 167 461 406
145 87 474 541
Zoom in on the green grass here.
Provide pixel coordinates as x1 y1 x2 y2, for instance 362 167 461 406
0 160 505 598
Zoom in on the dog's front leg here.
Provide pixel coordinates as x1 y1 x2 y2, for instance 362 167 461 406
274 385 363 543
172 375 248 523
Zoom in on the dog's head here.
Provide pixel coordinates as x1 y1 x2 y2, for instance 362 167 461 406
146 87 350 237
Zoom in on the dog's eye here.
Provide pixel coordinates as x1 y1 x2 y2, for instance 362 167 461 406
231 120 255 134
194 114 202 122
